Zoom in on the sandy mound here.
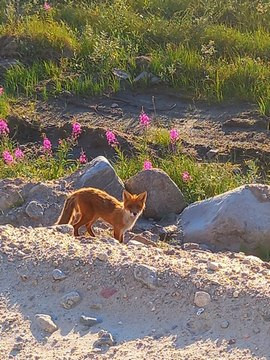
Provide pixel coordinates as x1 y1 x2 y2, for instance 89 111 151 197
1 225 270 359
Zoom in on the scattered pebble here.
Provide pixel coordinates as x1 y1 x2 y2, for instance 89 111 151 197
93 330 115 348
61 291 81 309
207 261 219 271
220 320 229 329
182 243 200 250
35 314 58 333
233 291 239 298
194 291 211 307
52 269 67 281
134 264 159 290
97 253 108 262
90 303 103 310
80 315 101 327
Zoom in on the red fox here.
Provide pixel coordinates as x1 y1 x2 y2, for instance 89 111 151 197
57 187 147 243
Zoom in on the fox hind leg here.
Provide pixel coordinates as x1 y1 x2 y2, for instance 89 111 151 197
73 214 89 237
85 216 98 237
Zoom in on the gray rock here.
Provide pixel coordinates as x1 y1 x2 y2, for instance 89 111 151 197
206 149 219 159
181 184 270 255
52 269 67 281
75 156 124 200
220 320 229 329
61 291 81 309
80 315 101 327
94 330 115 347
25 201 44 220
35 314 58 333
125 169 186 220
194 291 211 307
133 71 161 85
134 264 159 289
0 187 23 213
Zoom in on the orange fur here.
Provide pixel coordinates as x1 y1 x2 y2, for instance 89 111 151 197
57 187 147 243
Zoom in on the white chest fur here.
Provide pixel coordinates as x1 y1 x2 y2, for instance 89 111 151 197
122 209 141 232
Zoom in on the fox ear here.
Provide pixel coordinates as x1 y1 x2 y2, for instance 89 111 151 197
123 190 132 202
137 191 147 203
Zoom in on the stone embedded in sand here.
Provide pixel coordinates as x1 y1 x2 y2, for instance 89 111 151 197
220 320 229 329
35 314 58 333
61 291 81 309
80 315 100 327
194 291 211 307
25 201 44 220
134 264 159 290
207 261 219 271
90 303 103 310
97 253 108 261
125 169 186 220
52 269 67 281
94 330 115 348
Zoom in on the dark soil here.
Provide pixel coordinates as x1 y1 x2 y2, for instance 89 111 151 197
8 88 270 168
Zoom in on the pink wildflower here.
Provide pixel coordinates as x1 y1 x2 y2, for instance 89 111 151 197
182 171 192 182
143 160 152 170
3 150 14 165
43 2 51 11
0 119 9 135
72 122 82 139
43 137 52 153
79 151 87 164
139 112 151 127
169 128 180 143
0 87 4 96
14 148 24 160
106 130 118 146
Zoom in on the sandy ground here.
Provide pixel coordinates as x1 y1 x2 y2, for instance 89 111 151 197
1 224 270 359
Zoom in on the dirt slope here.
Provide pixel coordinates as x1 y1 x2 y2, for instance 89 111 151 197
1 224 270 359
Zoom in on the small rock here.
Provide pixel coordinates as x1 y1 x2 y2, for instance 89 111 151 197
112 69 130 80
52 269 67 281
61 291 81 309
80 315 100 327
194 291 211 307
25 201 44 220
90 303 103 310
207 261 219 271
220 320 229 329
134 264 159 290
97 253 108 262
206 149 218 159
94 330 115 347
233 291 239 298
182 243 200 250
111 103 119 108
35 314 58 333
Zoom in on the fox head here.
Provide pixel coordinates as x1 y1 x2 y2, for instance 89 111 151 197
123 190 147 218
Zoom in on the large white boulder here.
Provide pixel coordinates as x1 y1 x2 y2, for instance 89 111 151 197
181 184 270 254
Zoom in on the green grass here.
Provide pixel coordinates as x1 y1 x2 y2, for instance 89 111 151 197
0 1 270 114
